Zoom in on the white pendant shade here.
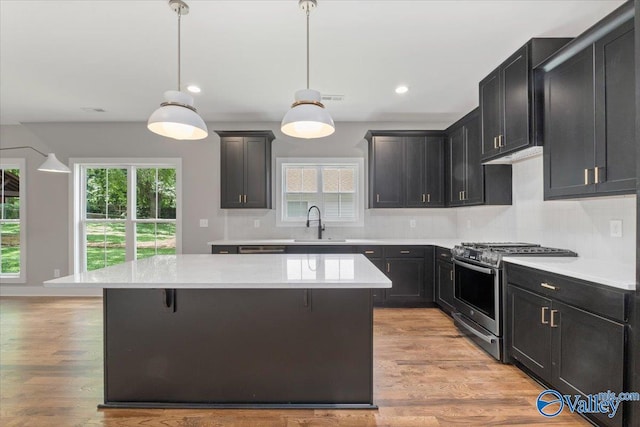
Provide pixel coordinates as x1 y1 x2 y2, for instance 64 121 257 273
148 90 208 141
37 153 71 173
281 89 335 139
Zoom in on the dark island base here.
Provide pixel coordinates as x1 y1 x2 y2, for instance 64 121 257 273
103 288 374 408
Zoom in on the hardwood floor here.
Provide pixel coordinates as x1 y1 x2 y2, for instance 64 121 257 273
0 298 588 426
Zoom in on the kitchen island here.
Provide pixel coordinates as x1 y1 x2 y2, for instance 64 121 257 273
45 254 391 409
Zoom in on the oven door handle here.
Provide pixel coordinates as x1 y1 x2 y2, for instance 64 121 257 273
453 259 496 275
452 313 496 344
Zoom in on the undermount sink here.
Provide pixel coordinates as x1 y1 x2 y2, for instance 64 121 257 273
293 239 347 243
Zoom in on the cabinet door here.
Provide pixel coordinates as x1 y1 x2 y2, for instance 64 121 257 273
369 258 386 305
448 128 465 207
436 260 454 312
480 70 502 159
594 22 635 195
508 285 552 382
384 258 424 304
405 136 427 207
244 137 270 208
220 137 245 208
552 300 625 427
463 118 484 206
370 136 404 208
543 46 595 199
501 46 529 152
425 137 445 207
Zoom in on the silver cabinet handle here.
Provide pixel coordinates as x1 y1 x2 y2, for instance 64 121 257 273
459 191 463 201
493 136 498 149
427 193 431 203
498 134 504 147
400 250 410 254
219 250 229 254
541 282 557 291
594 166 599 184
541 306 549 324
364 250 375 255
422 194 426 203
450 270 453 281
238 194 242 203
584 168 589 185
243 194 247 204
550 309 559 328
386 263 390 273
376 194 380 203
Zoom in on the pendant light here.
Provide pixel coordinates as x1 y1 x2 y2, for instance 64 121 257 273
281 0 335 139
0 146 70 173
148 0 208 141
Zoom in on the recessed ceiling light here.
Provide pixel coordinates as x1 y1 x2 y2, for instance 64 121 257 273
187 85 201 93
395 86 409 94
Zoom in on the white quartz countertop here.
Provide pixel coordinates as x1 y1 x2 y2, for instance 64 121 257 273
44 254 392 289
503 257 635 291
208 238 460 249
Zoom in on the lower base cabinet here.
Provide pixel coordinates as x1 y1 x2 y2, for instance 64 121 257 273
507 264 628 427
435 247 454 313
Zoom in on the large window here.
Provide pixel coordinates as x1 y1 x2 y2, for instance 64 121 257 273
0 159 26 282
73 159 181 272
276 158 364 226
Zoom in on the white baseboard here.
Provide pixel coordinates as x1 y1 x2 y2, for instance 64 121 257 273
0 286 102 297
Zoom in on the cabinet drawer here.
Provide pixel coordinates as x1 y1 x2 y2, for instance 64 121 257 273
211 245 238 254
358 246 382 259
505 263 629 322
384 246 425 258
435 247 452 262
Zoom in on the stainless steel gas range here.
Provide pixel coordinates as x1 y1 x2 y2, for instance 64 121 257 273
450 242 577 362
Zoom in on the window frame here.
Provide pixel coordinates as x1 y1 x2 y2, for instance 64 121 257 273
69 158 182 274
275 157 364 227
0 158 26 283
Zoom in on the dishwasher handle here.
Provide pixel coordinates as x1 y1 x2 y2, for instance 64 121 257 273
238 245 286 254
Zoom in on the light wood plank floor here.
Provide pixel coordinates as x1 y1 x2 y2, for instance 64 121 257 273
0 298 588 426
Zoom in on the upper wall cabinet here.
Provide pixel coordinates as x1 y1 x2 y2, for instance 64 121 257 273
216 131 275 209
366 131 445 208
446 109 512 207
537 2 635 200
479 38 571 163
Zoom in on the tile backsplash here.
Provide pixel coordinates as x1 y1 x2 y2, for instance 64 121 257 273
457 155 636 265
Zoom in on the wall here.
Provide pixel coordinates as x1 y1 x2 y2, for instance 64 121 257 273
0 121 458 295
457 155 636 265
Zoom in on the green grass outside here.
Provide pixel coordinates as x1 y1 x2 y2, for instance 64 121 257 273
1 222 20 274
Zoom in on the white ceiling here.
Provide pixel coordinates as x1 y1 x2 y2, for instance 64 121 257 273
0 0 626 127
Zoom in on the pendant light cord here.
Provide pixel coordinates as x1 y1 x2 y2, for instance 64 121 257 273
306 7 310 90
177 7 182 91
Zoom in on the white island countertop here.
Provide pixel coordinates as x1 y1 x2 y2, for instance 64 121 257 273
44 254 392 289
503 257 635 291
208 238 461 249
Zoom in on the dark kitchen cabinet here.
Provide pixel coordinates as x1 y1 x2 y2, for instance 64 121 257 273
357 245 434 307
480 39 571 162
506 263 629 427
366 131 445 208
446 109 512 207
539 7 635 200
435 247 454 314
217 131 275 208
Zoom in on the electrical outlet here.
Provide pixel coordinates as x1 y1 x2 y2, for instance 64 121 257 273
610 219 622 238
409 219 416 228
254 219 260 228
199 219 208 228
53 269 61 278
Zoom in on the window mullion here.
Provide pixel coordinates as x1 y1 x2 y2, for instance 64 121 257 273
126 166 136 262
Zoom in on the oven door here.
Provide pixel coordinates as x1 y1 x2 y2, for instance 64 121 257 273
452 259 501 336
